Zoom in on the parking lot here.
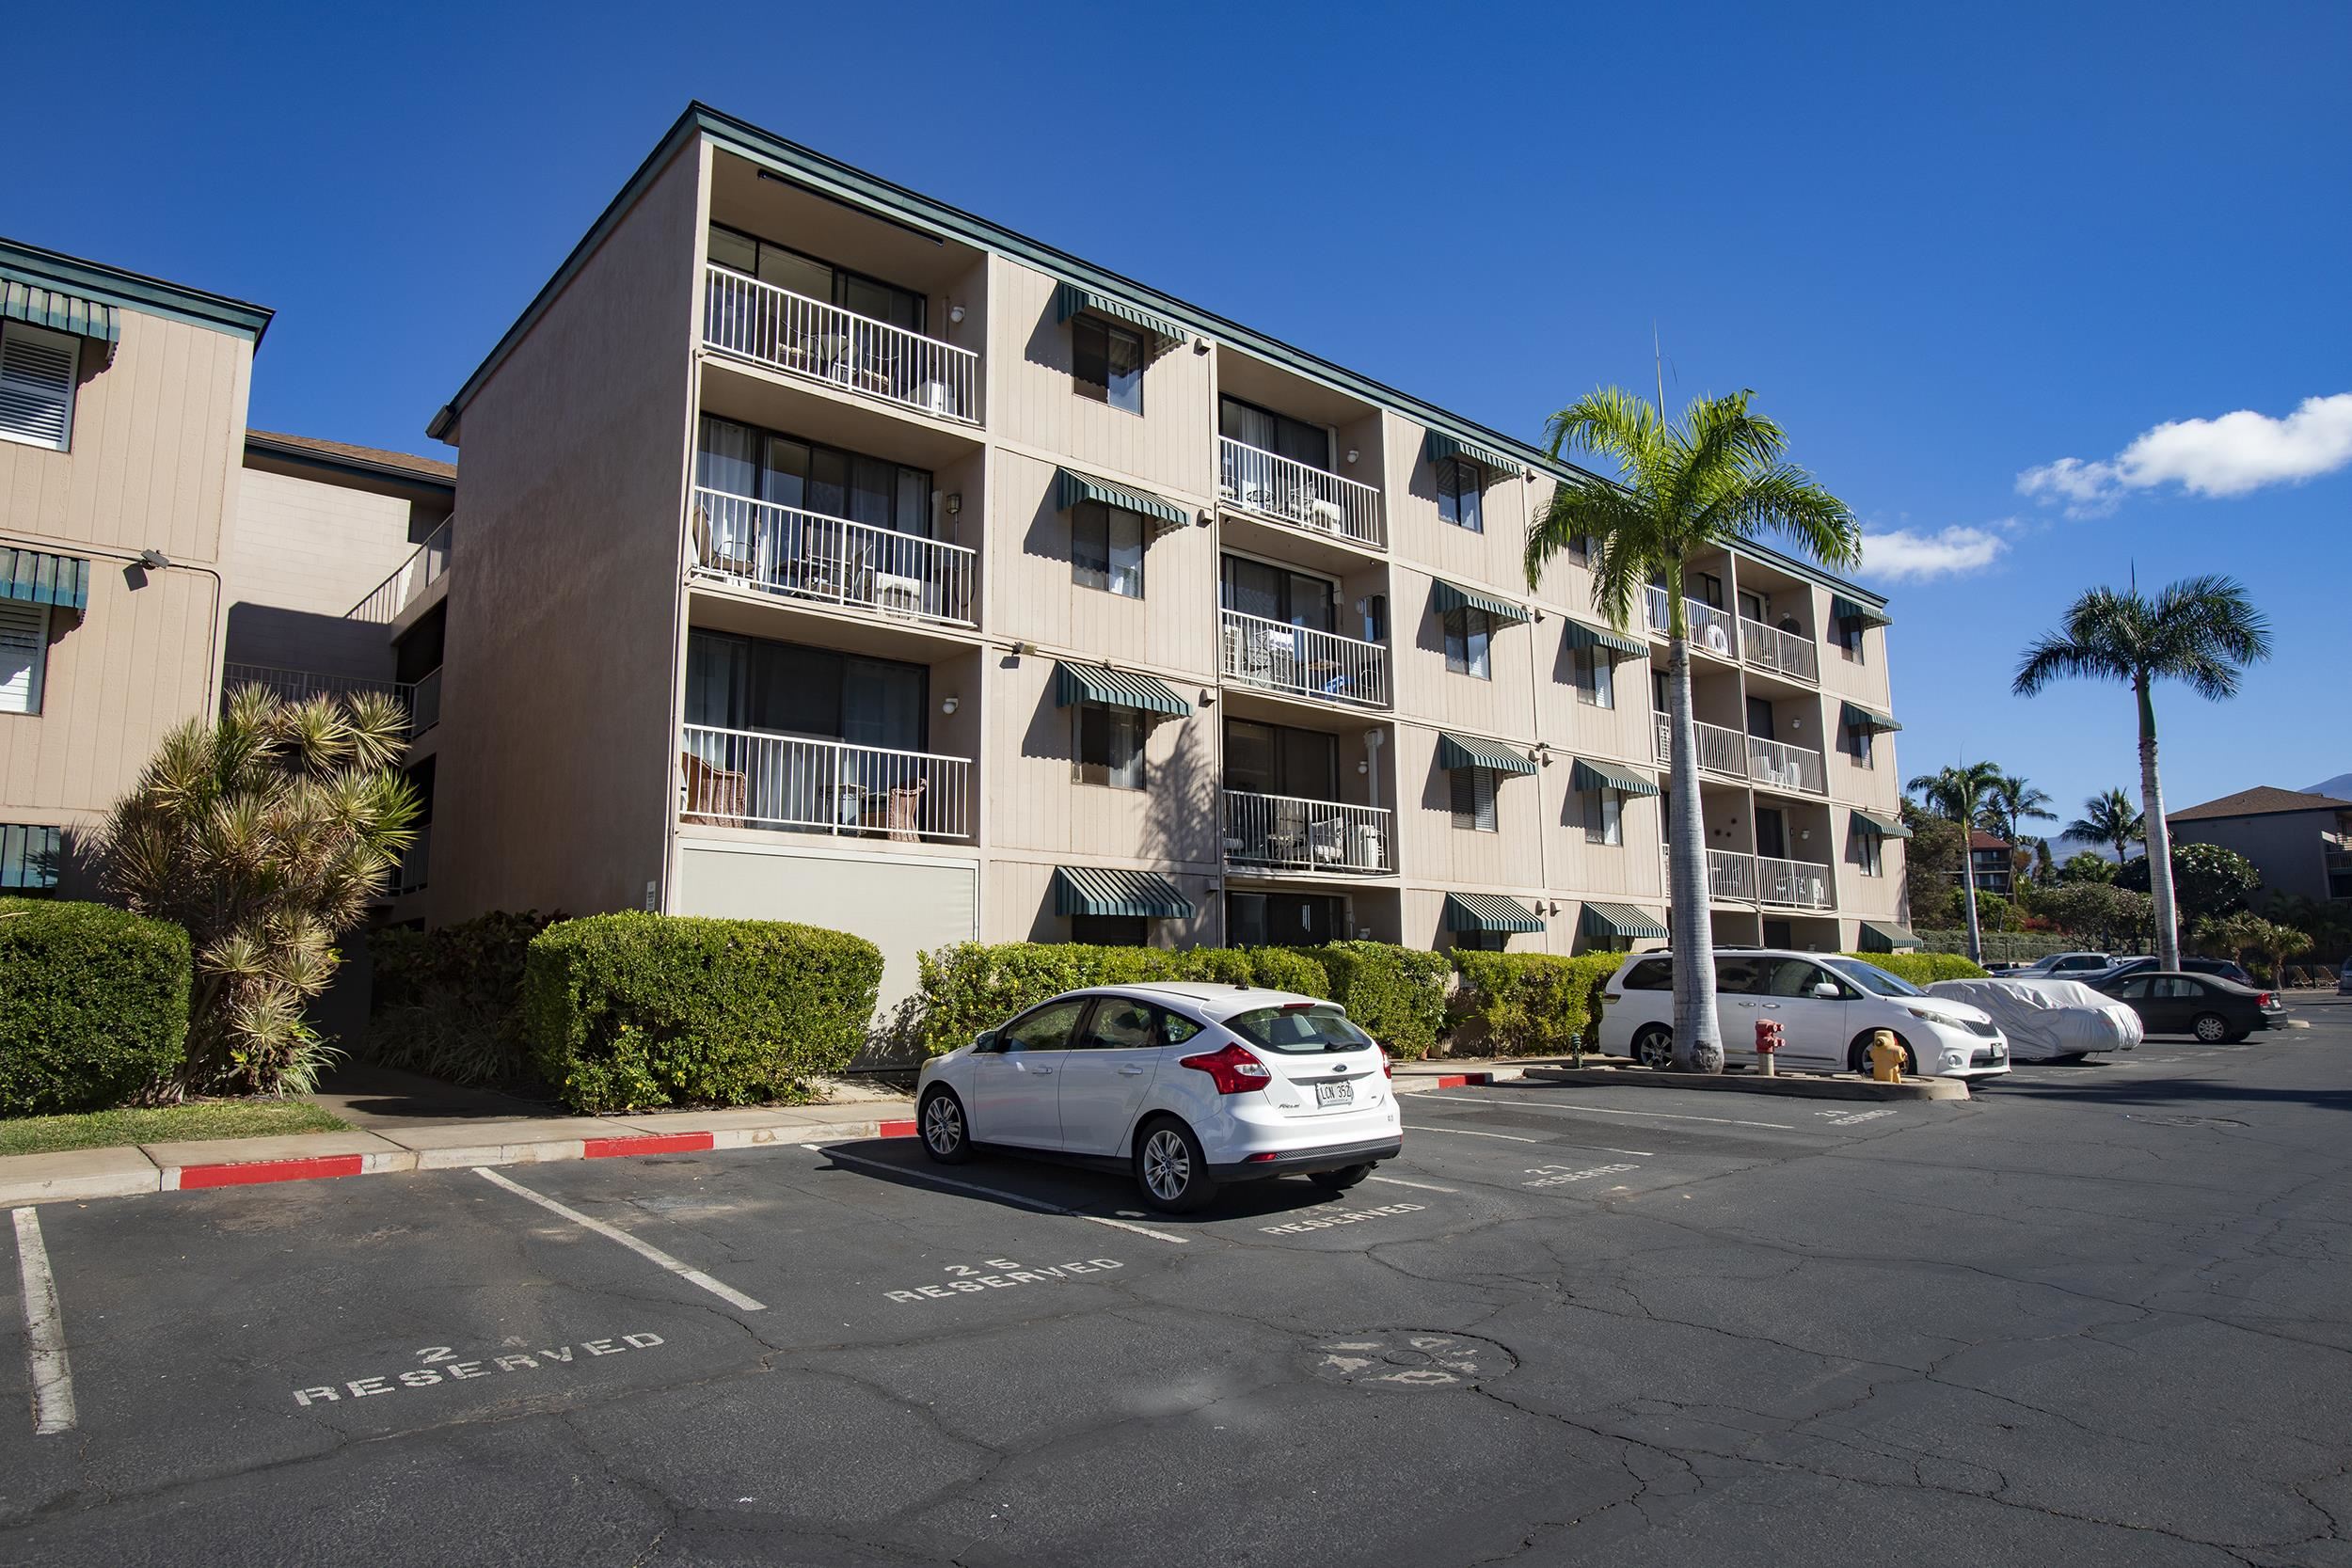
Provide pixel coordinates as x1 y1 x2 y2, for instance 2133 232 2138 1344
6 1001 2350 1568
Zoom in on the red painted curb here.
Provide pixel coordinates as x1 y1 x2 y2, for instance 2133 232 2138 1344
1430 1072 1494 1089
583 1132 717 1160
878 1118 918 1138
179 1154 365 1190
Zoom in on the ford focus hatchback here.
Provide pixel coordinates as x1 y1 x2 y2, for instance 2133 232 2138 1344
915 984 1403 1212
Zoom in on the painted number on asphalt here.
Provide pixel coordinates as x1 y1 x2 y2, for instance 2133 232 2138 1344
1259 1202 1425 1236
1522 1163 1640 1189
884 1257 1123 1304
293 1334 666 1406
1816 1108 1896 1127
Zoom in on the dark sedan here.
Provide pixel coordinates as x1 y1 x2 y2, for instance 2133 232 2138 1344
2097 956 2256 988
2090 971 2286 1043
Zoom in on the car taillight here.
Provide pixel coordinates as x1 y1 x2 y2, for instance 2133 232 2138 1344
1381 1053 1393 1080
1179 1042 1273 1094
2258 992 2274 1007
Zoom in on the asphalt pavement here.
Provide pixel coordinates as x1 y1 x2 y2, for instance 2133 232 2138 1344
5 998 2350 1567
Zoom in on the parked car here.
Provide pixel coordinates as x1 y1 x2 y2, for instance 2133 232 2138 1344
2095 956 2255 988
2012 951 2120 979
1597 950 2010 1079
2341 958 2352 996
915 984 1402 1213
1924 977 2143 1062
2089 971 2286 1042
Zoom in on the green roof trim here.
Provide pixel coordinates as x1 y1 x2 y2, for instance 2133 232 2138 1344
1859 921 1922 952
1052 282 1185 345
1841 701 1902 735
0 238 271 346
1436 731 1538 777
1581 901 1668 941
1430 578 1529 626
1425 431 1521 477
0 823 63 891
1851 808 1912 840
1443 893 1546 934
1833 594 1894 629
1053 864 1193 919
1055 467 1190 531
1053 660 1191 717
1561 618 1646 659
0 548 89 611
1570 757 1661 799
1 276 119 364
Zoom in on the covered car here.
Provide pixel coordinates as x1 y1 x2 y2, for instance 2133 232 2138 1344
1924 977 2143 1062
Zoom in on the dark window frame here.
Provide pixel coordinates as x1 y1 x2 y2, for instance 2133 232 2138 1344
1071 500 1146 599
1436 457 1485 533
707 221 928 334
1073 700 1148 791
1451 766 1500 832
1444 607 1494 679
1072 315 1145 415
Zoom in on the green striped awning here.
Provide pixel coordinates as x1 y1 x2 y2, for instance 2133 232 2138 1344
1561 618 1646 659
1851 808 1913 840
1841 701 1901 734
1581 902 1668 941
0 824 63 891
1053 660 1191 717
1425 431 1521 477
1859 921 1922 952
1436 731 1538 777
1431 578 1530 626
1053 865 1193 919
1832 594 1893 629
1570 757 1661 799
1443 893 1546 934
1055 467 1191 531
0 548 89 611
1052 282 1186 345
1 273 119 364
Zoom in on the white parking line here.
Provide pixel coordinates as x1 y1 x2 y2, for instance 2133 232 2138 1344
475 1168 768 1311
1427 1093 1795 1131
1406 1123 1653 1157
1367 1174 1458 1194
807 1146 1189 1245
10 1208 76 1434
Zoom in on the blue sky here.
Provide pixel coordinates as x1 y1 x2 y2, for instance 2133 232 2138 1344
8 1 2345 835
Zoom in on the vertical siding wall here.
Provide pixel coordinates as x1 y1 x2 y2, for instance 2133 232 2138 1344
224 467 425 679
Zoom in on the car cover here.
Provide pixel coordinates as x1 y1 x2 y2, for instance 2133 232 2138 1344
1925 978 2143 1060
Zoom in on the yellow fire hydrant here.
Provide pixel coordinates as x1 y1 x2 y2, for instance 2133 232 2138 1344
1867 1029 1906 1084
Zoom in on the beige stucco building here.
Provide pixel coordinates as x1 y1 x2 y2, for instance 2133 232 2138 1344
416 104 1915 1006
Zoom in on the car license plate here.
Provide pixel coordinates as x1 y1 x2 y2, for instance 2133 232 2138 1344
1315 1081 1353 1108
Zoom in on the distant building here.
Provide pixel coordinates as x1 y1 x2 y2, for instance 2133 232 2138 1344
1968 831 2015 897
2168 786 2352 908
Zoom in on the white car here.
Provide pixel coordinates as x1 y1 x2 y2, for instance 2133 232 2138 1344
2012 951 2117 979
1924 977 2142 1062
915 984 1404 1213
1597 949 2011 1079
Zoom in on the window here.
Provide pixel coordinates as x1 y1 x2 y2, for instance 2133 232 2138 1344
1571 645 1615 708
1074 701 1146 789
1225 1004 1376 1053
1584 788 1623 846
1000 998 1087 1052
1070 913 1149 947
2108 977 2150 1000
1847 723 1874 768
1437 458 1484 532
1622 957 1674 990
1837 618 1867 663
1445 608 1492 679
1219 396 1329 469
1073 996 1168 1048
685 631 928 752
1454 931 1509 952
1072 502 1145 598
694 415 934 557
0 602 48 715
1220 554 1335 631
707 224 926 332
1224 719 1339 800
0 325 78 451
1692 571 1724 609
1854 825 1883 877
1073 317 1144 414
1451 767 1498 832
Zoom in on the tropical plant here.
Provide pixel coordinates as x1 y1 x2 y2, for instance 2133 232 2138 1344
2065 787 2146 863
1979 772 2058 847
2015 575 2272 968
2193 911 2311 986
1525 388 1857 1071
100 686 420 1097
1901 804 1965 932
2057 850 2119 884
1907 761 2007 964
2035 881 2153 947
2116 841 2261 926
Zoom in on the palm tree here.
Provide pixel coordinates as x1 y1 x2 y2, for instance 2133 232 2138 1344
1526 388 1857 1072
1909 761 2006 964
2015 576 2272 970
1979 772 2057 847
2065 787 2145 864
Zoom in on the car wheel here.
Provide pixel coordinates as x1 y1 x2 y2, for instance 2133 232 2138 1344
2191 1012 2230 1043
1632 1025 1675 1070
2224 1028 2251 1044
918 1087 974 1164
1135 1118 1216 1213
1848 1033 1918 1074
1311 1164 1373 1195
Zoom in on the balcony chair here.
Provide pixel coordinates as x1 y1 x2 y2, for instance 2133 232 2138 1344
861 777 929 842
691 499 758 580
679 752 749 828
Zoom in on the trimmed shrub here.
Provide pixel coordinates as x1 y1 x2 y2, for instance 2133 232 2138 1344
909 942 1335 1059
1840 951 1992 986
1911 930 2088 964
523 913 882 1113
0 898 192 1115
1450 952 1625 1058
367 911 559 1086
1308 942 1452 1060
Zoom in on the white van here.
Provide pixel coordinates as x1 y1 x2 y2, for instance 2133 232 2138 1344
1597 949 2011 1079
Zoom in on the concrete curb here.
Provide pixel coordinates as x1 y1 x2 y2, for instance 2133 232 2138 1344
1520 1065 1969 1101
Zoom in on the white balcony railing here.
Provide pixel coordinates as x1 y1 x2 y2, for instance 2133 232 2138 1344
1756 853 1836 910
702 266 979 425
1738 615 1819 683
689 487 977 627
222 663 410 711
1746 735 1827 796
1217 437 1383 547
349 518 453 625
1662 844 1759 903
679 723 972 841
1653 714 1748 779
1217 609 1389 708
1644 586 1739 658
1223 789 1393 875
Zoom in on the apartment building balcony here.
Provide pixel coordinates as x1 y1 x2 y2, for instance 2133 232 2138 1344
1217 437 1383 549
679 723 972 841
688 487 977 628
1652 715 1826 795
1644 586 1739 660
1223 789 1393 876
1653 714 1748 781
1662 844 1758 903
349 517 452 626
1738 614 1818 683
2323 847 2352 900
1217 609 1389 709
1661 846 1836 909
702 266 979 426
222 663 411 712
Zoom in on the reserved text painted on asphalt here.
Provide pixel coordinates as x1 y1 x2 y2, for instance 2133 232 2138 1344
293 1335 665 1406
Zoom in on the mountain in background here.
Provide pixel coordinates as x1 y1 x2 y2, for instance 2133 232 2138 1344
2306 772 2352 799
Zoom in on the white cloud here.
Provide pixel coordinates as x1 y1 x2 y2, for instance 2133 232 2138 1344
1859 525 2009 581
2018 392 2352 515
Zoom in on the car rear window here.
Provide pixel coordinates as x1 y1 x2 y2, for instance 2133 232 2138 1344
1224 1004 1375 1053
1620 958 1674 990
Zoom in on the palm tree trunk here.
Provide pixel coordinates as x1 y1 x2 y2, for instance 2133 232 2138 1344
2137 673 2181 969
1664 630 1724 1073
1961 840 1983 965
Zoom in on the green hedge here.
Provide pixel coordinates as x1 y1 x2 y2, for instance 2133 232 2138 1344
367 910 558 1086
523 913 882 1113
1910 930 2089 963
1450 951 1624 1058
1840 951 1992 985
1311 942 1451 1060
910 942 1332 1059
0 898 192 1115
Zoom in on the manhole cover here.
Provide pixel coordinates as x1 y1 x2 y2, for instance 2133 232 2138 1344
1305 1330 1516 1390
2124 1114 2248 1129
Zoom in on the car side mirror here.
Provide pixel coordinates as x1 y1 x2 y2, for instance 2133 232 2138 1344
1811 981 1842 999
974 1030 1001 1053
